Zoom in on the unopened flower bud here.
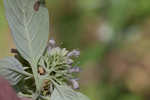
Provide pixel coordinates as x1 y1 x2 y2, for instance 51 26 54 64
67 50 80 57
49 39 56 46
47 39 56 53
68 67 81 73
66 59 74 65
47 47 52 53
70 79 79 89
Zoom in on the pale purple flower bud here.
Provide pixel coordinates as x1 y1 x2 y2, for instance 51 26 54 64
49 39 56 46
66 59 74 65
68 67 81 73
47 39 56 53
67 50 80 57
70 79 79 89
47 46 52 53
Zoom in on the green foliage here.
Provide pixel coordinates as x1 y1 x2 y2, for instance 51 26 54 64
1 0 90 100
1 0 150 100
0 57 32 85
4 0 49 63
51 85 90 100
3 0 49 96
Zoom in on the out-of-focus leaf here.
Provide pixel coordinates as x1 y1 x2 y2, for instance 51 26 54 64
76 92 90 100
79 44 105 66
3 0 49 63
51 85 90 100
0 57 32 85
118 94 143 100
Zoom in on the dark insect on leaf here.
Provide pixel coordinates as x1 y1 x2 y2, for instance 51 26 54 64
11 48 19 54
33 1 40 11
11 48 30 67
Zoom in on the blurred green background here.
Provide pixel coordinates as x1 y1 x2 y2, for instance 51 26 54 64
1 0 150 100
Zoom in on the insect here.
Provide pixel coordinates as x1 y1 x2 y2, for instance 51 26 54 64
38 66 45 75
33 0 45 11
33 0 40 11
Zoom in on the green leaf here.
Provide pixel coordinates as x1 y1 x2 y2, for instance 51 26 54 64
0 57 32 85
76 92 90 100
51 85 90 100
4 0 49 63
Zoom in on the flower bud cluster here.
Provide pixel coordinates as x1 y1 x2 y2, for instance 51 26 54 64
39 39 81 95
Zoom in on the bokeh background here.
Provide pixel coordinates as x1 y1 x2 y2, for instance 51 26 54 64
1 0 150 100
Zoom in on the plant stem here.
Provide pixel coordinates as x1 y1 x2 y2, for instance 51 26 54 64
31 60 41 98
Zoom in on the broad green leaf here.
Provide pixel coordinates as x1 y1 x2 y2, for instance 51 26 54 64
76 92 90 100
51 85 90 100
0 57 32 85
51 85 77 100
4 0 49 63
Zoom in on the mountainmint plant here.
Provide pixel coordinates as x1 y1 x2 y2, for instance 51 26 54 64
1 0 90 100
